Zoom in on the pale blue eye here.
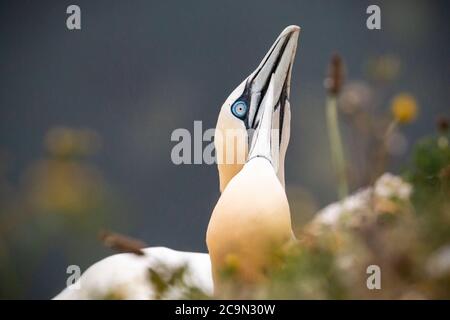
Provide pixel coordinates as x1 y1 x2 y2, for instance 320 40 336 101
231 101 247 119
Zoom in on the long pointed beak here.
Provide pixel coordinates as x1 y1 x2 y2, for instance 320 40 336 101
246 25 300 171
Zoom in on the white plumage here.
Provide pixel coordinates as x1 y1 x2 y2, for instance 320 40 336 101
54 247 212 299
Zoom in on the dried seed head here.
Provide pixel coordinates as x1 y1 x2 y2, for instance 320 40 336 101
99 229 146 256
324 53 345 96
437 116 449 133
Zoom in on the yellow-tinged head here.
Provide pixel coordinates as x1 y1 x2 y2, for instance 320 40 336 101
214 25 300 192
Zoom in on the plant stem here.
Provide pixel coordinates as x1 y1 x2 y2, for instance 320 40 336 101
372 120 397 183
326 95 348 199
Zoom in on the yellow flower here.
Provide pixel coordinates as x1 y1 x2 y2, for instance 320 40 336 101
391 93 418 124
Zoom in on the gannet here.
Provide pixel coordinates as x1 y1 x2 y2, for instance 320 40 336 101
207 26 299 292
53 25 300 300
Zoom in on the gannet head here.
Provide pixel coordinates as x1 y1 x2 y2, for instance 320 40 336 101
215 25 300 192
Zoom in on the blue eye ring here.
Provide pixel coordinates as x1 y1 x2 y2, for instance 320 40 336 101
231 101 248 119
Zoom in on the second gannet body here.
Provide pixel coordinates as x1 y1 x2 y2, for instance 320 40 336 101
54 247 211 299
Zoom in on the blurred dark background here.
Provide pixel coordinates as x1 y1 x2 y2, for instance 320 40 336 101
0 0 449 299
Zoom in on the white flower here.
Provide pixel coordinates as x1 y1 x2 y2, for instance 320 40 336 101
311 173 412 229
312 188 372 227
374 173 412 201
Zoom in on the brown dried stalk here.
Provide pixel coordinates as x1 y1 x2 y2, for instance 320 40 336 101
99 229 146 256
